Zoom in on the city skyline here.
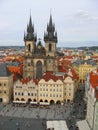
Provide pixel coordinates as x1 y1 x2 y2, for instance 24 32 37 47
0 0 98 47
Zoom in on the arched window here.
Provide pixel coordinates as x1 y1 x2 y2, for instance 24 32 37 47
36 61 42 79
28 44 31 51
49 43 52 52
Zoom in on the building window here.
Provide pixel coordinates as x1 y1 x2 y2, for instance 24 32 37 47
35 93 36 96
69 93 71 96
60 89 62 92
28 93 30 96
4 91 6 94
31 93 33 96
15 92 17 95
22 93 23 96
4 83 6 86
49 60 51 63
28 63 30 66
28 44 31 51
18 92 20 95
0 83 1 86
49 43 52 52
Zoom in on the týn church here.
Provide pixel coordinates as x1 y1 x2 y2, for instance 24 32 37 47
23 14 58 79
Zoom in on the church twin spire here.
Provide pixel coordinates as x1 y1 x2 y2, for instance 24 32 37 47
24 14 57 43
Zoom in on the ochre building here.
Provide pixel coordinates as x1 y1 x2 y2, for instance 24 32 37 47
0 63 13 103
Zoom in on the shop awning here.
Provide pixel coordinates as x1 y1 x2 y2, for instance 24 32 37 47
30 101 38 104
39 102 49 105
13 100 27 104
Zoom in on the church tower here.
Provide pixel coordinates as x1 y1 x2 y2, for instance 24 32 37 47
23 15 37 78
24 15 37 56
44 14 58 72
23 14 58 79
44 14 57 57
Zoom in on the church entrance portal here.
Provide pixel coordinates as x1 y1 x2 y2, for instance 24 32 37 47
36 61 42 79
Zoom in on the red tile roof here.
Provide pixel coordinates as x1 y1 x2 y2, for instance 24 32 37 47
40 72 64 82
64 56 73 59
90 70 98 88
21 78 31 84
7 66 22 75
89 70 98 99
70 69 79 80
0 60 4 62
33 79 39 85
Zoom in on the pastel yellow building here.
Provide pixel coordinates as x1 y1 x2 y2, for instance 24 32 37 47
38 78 64 105
0 63 13 103
73 60 97 83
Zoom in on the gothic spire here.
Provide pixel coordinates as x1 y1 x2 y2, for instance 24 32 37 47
24 15 37 42
27 15 34 33
44 14 57 43
49 14 52 27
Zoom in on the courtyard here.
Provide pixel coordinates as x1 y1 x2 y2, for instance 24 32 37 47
0 103 72 120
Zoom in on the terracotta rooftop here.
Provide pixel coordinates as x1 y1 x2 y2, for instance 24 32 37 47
41 71 64 82
90 70 98 88
89 70 98 99
21 78 31 84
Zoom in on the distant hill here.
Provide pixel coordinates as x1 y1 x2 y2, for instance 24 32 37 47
57 46 98 50
57 41 98 49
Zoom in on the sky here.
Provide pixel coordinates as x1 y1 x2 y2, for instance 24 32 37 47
0 0 98 47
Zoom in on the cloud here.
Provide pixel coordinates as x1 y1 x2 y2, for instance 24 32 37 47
75 10 89 18
75 10 98 21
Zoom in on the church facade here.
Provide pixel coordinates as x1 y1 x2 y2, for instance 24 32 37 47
23 15 58 79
